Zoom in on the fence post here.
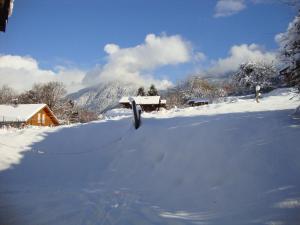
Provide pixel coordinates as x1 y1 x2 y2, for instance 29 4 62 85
129 98 142 129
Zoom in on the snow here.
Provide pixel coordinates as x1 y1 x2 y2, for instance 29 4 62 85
294 105 300 118
68 81 138 113
119 96 161 105
104 108 133 120
0 125 66 171
0 88 300 225
160 99 167 104
143 88 300 119
0 104 46 122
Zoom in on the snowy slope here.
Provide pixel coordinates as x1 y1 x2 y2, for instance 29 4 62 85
68 81 138 113
0 88 300 225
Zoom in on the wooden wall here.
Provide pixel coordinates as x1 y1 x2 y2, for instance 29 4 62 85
26 107 59 126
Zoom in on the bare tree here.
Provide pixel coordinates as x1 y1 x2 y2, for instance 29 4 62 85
164 76 226 107
0 85 16 104
41 82 67 110
179 76 223 100
164 87 186 108
78 109 99 123
19 82 66 110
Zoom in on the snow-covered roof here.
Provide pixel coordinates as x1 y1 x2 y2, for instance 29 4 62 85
0 104 47 122
119 96 162 105
160 99 167 104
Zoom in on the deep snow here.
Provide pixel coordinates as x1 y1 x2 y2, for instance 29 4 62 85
0 88 300 225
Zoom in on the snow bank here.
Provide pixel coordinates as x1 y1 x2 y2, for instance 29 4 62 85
0 125 74 171
104 108 133 120
294 105 300 118
104 88 299 120
143 88 300 119
0 88 300 225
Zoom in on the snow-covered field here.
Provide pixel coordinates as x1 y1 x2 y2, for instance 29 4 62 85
0 88 300 225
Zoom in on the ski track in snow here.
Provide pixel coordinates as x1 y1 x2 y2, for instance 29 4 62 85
0 88 300 225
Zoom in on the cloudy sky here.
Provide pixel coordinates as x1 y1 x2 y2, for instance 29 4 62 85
0 0 297 92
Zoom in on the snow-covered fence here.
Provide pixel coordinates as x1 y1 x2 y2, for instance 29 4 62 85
0 116 25 128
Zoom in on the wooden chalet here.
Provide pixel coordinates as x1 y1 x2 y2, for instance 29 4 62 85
119 96 167 112
0 104 59 127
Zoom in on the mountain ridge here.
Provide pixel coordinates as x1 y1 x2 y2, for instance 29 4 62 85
67 81 140 113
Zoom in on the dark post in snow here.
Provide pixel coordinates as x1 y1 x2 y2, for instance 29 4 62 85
129 97 142 129
0 0 13 32
255 85 261 103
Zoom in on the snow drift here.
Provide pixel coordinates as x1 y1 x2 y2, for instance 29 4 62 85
0 88 300 225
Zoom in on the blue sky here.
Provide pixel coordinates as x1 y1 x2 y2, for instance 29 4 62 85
0 0 297 92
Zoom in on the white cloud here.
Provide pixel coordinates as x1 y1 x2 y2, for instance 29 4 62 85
104 44 120 55
206 44 277 76
0 55 38 70
83 33 193 89
0 55 86 93
194 52 206 61
0 34 196 93
214 0 246 18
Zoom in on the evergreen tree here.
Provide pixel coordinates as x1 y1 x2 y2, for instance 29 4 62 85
137 87 146 96
147 84 159 96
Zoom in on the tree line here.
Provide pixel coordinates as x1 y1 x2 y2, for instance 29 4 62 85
136 84 159 96
0 82 98 124
163 59 289 108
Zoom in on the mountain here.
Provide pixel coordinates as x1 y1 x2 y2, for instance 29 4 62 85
67 81 139 113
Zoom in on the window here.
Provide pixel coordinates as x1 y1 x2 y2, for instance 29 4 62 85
37 113 41 124
42 114 45 125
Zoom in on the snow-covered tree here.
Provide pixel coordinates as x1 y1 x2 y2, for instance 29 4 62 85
164 76 226 107
231 61 278 94
276 11 300 89
164 86 186 108
147 84 159 96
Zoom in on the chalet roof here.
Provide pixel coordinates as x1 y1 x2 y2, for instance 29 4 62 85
0 104 51 122
119 96 162 105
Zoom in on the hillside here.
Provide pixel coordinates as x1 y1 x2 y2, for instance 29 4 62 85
68 81 139 113
0 88 300 225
